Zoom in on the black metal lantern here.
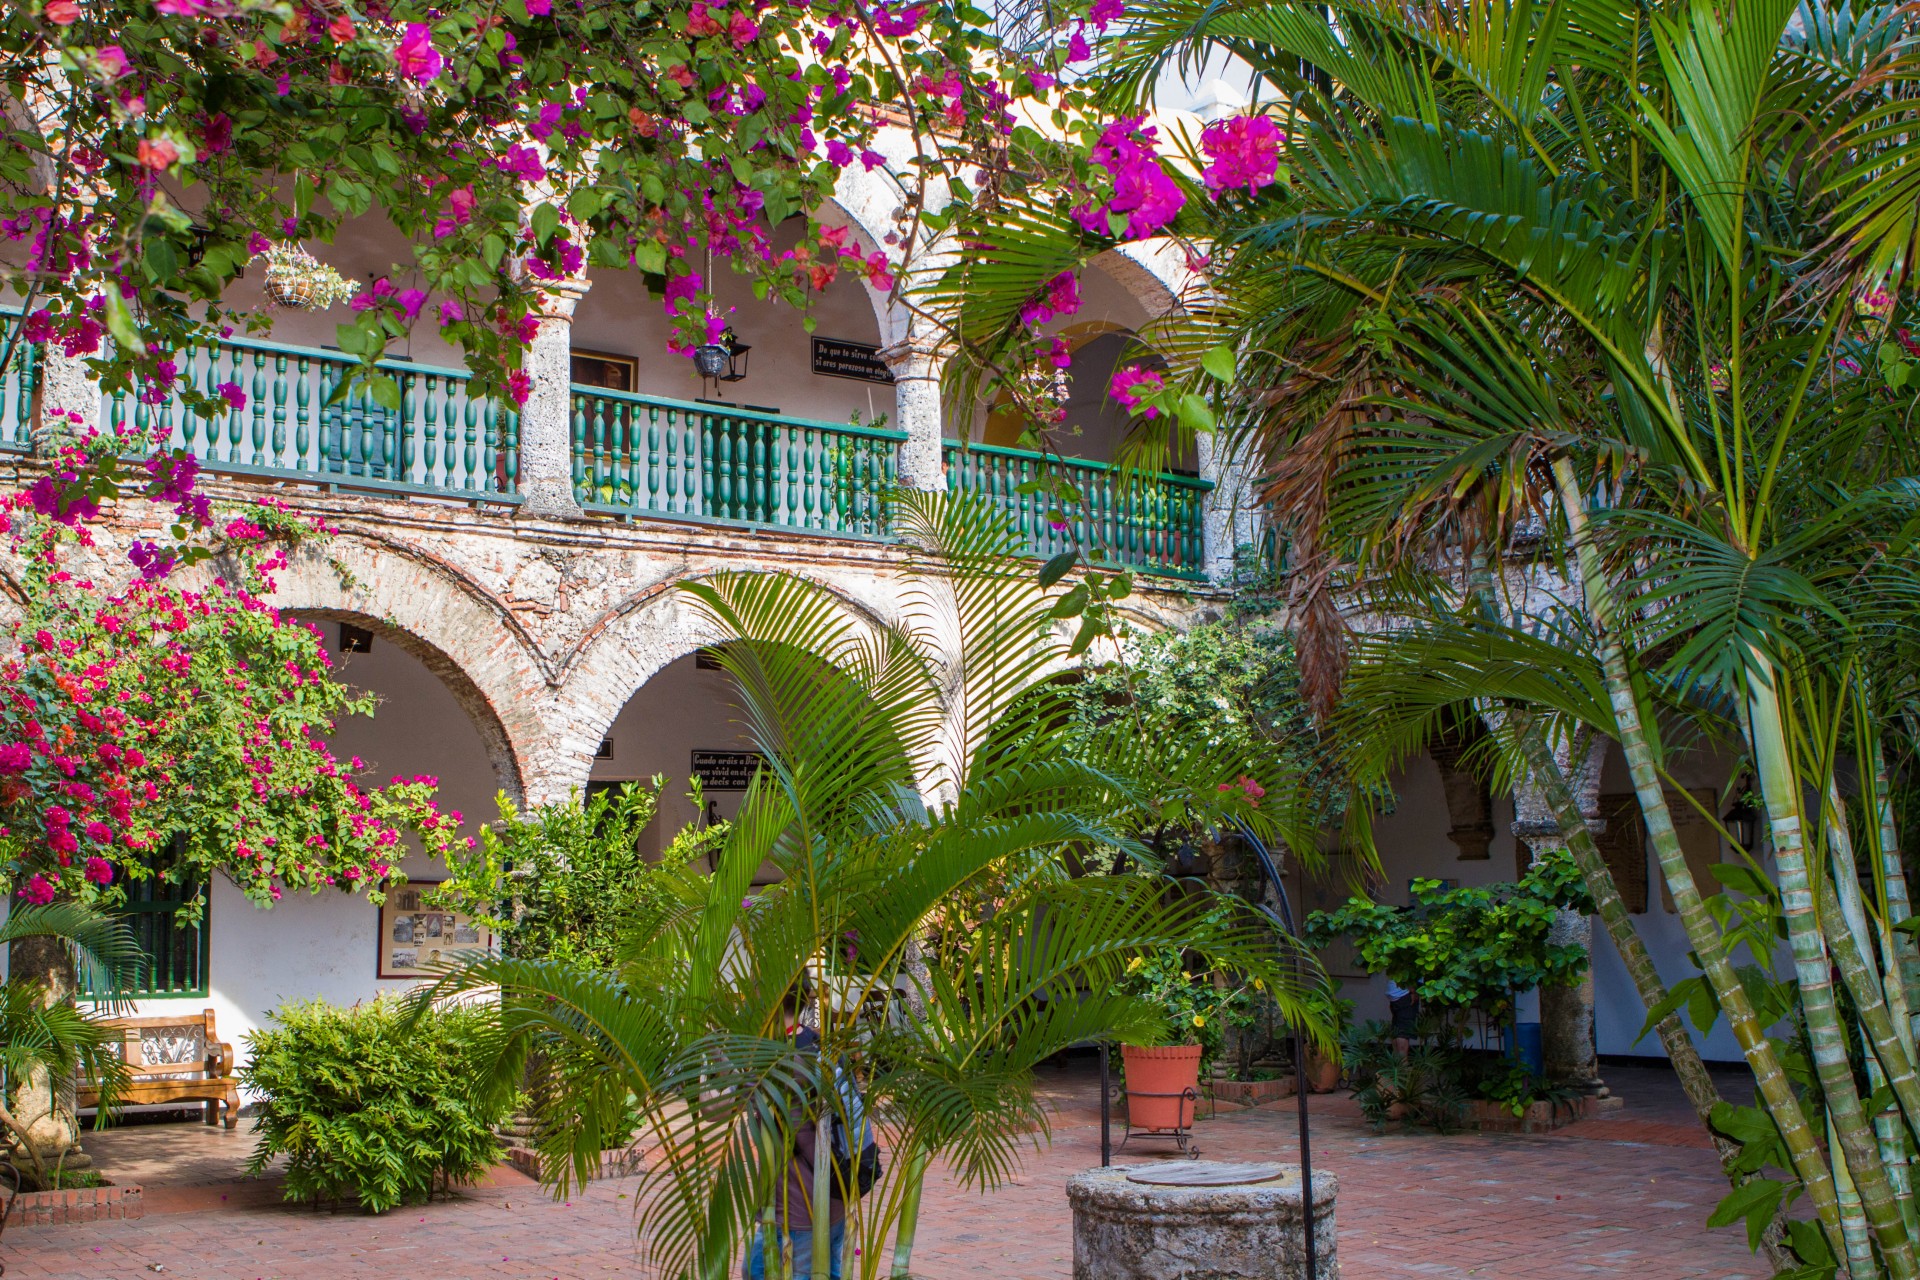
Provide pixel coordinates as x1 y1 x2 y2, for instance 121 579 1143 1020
1724 783 1760 852
693 328 751 383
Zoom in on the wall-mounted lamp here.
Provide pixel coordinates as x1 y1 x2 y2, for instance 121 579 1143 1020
1723 782 1760 852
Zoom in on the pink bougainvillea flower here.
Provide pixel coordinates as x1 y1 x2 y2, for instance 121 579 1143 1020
95 45 130 77
506 369 533 405
19 875 56 905
729 9 760 44
525 0 552 12
1109 364 1165 417
438 299 465 327
1201 115 1283 193
1073 117 1185 240
154 0 206 13
393 23 445 83
46 0 81 24
216 381 246 410
1089 0 1125 28
136 138 179 170
85 855 114 884
874 4 926 36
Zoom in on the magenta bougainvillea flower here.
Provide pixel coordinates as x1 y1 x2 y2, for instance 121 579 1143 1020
393 24 444 83
1201 115 1283 193
1109 364 1166 417
1076 118 1185 240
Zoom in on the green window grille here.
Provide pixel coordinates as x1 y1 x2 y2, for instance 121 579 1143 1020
117 846 211 999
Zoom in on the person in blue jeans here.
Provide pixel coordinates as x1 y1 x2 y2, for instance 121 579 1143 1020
744 986 845 1280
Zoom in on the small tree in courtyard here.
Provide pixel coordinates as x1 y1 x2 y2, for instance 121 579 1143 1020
0 435 462 1163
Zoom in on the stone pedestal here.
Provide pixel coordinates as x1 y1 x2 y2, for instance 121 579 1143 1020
1067 1162 1338 1280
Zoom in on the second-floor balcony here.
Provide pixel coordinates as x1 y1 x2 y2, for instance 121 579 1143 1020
0 324 1215 581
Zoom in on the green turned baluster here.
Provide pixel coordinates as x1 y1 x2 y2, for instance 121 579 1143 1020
615 398 633 507
601 396 620 506
462 390 480 491
293 356 312 470
269 354 289 466
569 390 588 505
391 370 411 483
750 418 769 525
661 404 679 512
503 403 520 495
246 349 266 465
778 424 795 528
801 426 818 528
644 403 661 512
417 375 439 489
319 366 342 473
711 411 732 519
422 375 444 484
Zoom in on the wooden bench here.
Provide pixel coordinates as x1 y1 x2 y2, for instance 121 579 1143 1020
76 1008 241 1129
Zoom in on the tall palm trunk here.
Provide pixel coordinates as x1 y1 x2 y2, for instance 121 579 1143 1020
1549 457 1846 1256
1746 655 1914 1277
889 1147 933 1278
1507 718 1791 1271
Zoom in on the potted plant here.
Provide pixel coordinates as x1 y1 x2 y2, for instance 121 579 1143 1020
1115 950 1253 1130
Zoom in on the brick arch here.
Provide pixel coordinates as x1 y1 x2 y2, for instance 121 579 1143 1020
264 539 549 805
537 568 903 806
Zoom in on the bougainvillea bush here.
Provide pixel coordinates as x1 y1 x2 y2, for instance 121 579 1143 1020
0 0 1148 412
0 429 463 917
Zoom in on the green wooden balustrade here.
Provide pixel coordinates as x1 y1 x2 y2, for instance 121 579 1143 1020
942 442 1211 580
571 386 905 538
0 310 38 452
102 336 519 500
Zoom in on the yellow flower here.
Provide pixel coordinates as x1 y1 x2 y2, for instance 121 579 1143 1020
1252 978 1266 992
1126 957 1145 973
1192 1014 1206 1028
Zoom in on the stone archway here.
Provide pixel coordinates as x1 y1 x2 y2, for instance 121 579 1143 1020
264 536 549 805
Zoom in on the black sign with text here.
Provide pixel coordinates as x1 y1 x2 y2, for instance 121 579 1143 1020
692 749 768 791
811 337 895 385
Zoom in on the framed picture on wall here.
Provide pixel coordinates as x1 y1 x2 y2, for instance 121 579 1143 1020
375 882 493 979
571 350 638 392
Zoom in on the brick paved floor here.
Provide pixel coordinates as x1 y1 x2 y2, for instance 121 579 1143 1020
3 1061 1765 1280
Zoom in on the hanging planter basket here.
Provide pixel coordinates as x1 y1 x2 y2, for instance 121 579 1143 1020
260 245 358 311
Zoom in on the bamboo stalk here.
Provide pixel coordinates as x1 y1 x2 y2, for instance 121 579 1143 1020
1509 719 1791 1272
1747 661 1916 1277
889 1147 932 1279
1549 457 1845 1254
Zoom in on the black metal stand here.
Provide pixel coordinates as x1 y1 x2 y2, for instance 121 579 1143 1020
1099 1041 1112 1167
1237 822 1320 1280
1117 1087 1202 1159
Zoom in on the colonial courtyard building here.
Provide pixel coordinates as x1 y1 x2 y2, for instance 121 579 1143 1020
1 135 1741 1106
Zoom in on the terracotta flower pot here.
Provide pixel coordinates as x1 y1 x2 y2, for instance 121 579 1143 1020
1121 1043 1202 1131
1304 1048 1341 1094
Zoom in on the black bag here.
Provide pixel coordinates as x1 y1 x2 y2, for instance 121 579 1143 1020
825 1059 883 1198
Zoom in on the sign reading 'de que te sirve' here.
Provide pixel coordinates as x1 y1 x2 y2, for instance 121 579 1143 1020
811 337 895 385
692 750 768 791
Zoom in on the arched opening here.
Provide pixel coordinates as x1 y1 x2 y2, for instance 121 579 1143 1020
590 648 762 870
980 328 1196 474
109 609 526 1088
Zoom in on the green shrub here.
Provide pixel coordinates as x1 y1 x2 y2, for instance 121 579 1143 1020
241 997 511 1212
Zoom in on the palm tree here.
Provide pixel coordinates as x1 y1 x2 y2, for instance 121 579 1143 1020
1 903 138 1188
421 491 1332 1280
934 0 1920 1271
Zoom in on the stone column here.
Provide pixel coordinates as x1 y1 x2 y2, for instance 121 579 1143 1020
34 347 99 450
1196 429 1257 583
1511 736 1609 1092
879 340 945 492
516 279 588 519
